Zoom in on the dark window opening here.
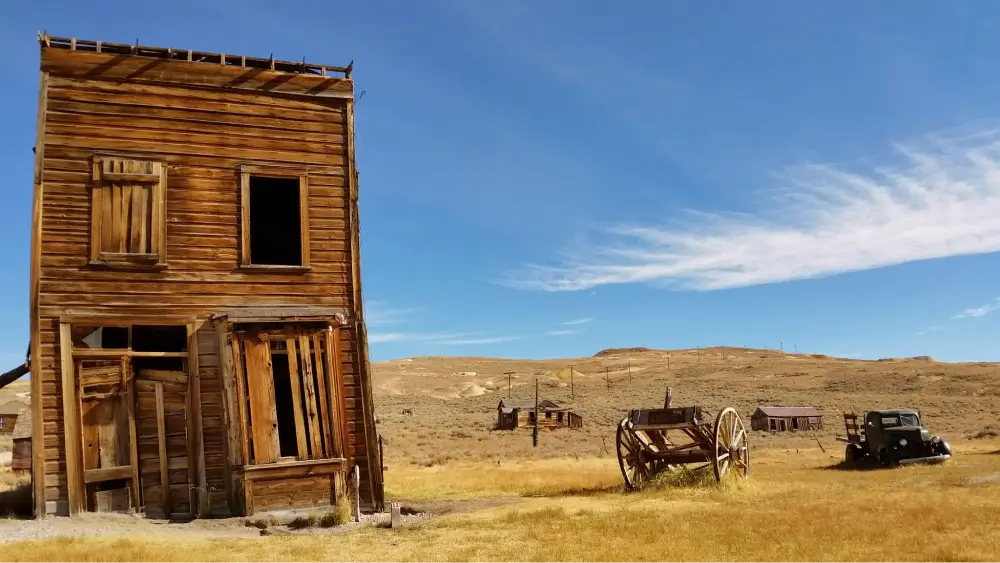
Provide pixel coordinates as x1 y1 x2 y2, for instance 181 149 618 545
72 326 129 349
545 411 552 419
270 351 298 458
132 326 187 353
249 176 301 266
133 356 185 372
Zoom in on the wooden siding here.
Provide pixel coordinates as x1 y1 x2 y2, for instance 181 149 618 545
32 46 380 517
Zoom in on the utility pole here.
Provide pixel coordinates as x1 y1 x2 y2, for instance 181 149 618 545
605 367 610 390
722 345 726 361
533 378 539 448
628 361 632 384
504 371 514 398
781 341 784 356
569 365 574 400
794 344 798 354
697 347 700 362
667 354 670 370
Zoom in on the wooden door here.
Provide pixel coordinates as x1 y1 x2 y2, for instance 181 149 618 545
77 359 139 513
135 369 191 518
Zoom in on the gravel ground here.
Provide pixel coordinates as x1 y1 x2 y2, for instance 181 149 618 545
0 509 437 544
0 513 263 545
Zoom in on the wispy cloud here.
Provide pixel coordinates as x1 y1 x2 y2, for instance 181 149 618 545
952 298 1000 319
438 336 521 345
915 325 946 336
365 300 422 327
502 131 1000 291
545 329 578 336
563 318 593 326
367 332 465 344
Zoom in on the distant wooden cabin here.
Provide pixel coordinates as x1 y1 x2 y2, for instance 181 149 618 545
26 33 383 519
751 406 823 432
0 401 27 435
11 407 31 475
496 398 582 430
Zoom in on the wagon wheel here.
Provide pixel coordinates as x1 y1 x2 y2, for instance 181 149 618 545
712 407 750 482
616 418 652 491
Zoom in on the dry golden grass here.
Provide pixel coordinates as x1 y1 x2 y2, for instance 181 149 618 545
0 466 31 519
4 441 999 561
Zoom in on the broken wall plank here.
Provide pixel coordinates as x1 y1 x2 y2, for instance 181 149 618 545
243 335 279 464
312 332 333 456
155 382 171 516
298 334 321 458
285 336 308 460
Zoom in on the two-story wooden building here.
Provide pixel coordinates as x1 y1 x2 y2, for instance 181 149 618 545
27 33 383 519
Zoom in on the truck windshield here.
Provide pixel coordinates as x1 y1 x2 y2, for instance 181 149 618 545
880 414 919 428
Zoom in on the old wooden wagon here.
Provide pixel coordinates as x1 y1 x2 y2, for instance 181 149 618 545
616 403 750 490
25 32 383 519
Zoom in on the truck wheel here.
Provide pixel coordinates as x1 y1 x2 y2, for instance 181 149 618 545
936 440 952 457
845 444 861 463
878 448 897 467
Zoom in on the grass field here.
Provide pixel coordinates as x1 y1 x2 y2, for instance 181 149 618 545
3 441 999 561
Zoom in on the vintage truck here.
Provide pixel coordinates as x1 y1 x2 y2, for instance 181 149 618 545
838 409 952 466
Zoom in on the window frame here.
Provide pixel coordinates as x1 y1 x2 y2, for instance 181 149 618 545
89 154 168 270
238 165 311 273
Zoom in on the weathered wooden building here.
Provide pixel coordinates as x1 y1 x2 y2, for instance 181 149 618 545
0 401 27 434
11 407 32 475
27 32 383 519
750 406 823 432
496 398 582 430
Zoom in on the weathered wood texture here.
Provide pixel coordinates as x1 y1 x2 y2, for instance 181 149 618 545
32 44 379 517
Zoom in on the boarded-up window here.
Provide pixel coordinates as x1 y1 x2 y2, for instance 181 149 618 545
232 326 346 465
90 156 167 267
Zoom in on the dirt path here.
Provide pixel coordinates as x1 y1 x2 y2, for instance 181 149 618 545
0 513 261 545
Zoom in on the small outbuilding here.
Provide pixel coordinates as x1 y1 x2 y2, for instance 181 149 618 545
11 407 31 475
0 401 27 435
751 406 823 432
496 398 582 430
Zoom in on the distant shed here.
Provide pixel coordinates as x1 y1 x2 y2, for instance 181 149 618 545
0 401 27 435
11 407 31 475
496 398 582 430
751 406 823 432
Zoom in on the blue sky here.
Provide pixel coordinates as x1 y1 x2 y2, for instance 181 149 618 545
4 1 1000 365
